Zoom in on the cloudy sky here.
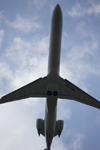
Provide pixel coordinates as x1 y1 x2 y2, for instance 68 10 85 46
0 0 100 150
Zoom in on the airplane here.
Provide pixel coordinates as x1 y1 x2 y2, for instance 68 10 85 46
0 4 100 150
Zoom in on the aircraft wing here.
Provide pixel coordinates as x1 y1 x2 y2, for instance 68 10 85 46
58 77 100 109
0 77 48 104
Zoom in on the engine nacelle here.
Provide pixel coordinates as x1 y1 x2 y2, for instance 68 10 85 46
36 118 44 136
56 120 64 137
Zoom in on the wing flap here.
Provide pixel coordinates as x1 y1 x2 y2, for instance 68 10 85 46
58 77 100 109
0 76 48 104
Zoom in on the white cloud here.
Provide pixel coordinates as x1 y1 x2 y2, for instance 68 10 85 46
0 30 4 46
68 2 100 17
61 39 100 91
0 11 3 21
71 133 85 150
33 0 47 7
61 20 100 92
0 13 5 47
52 138 68 150
57 100 72 121
0 99 46 150
0 35 49 95
52 131 85 150
26 0 47 8
68 3 84 17
6 15 42 33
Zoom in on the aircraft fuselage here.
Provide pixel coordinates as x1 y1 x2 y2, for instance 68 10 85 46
45 5 62 150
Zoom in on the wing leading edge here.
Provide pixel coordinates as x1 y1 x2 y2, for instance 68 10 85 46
58 77 100 109
0 76 48 104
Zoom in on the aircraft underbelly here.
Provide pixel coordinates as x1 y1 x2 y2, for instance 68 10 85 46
45 97 57 150
48 3 62 75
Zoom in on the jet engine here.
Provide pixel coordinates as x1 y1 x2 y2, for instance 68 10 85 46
36 118 44 136
56 120 64 137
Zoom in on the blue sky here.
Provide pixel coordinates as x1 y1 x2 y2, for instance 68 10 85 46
0 0 100 150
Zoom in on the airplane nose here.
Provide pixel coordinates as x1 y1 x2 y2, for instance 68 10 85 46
55 4 61 12
56 4 60 9
53 4 62 17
